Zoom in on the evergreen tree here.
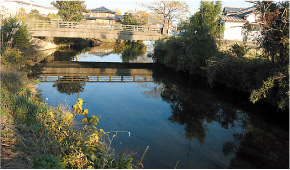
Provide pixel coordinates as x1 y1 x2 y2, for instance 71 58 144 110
51 1 88 22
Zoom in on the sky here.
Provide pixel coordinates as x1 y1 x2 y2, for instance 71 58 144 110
33 0 254 15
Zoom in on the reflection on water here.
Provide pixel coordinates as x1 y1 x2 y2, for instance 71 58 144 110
34 41 289 169
45 40 153 63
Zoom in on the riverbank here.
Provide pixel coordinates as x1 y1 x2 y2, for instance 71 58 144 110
153 36 289 112
0 64 135 168
0 35 135 168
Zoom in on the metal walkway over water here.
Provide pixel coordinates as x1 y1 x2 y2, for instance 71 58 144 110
27 20 162 41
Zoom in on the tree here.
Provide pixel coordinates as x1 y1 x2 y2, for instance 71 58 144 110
1 17 31 49
122 10 150 25
51 1 88 22
122 13 138 25
134 10 150 25
29 9 49 20
249 1 289 110
143 1 189 33
47 13 62 20
255 1 289 64
114 8 122 15
185 1 223 38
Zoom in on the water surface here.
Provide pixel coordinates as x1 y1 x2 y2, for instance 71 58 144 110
35 41 289 169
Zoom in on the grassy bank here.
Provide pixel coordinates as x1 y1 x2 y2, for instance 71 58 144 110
0 65 136 168
0 16 136 167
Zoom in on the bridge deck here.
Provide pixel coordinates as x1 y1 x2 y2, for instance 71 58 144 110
27 20 162 41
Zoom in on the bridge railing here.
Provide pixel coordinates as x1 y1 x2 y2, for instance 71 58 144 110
39 75 154 83
27 20 161 34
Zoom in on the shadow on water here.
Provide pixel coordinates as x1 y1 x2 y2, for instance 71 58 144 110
148 65 289 168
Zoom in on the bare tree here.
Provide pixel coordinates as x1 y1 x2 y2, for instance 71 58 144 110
143 1 189 34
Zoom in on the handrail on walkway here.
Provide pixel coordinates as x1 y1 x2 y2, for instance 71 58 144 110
26 20 162 34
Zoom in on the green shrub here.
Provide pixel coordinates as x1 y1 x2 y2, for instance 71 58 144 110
230 43 248 58
1 47 24 67
1 17 31 49
33 154 64 169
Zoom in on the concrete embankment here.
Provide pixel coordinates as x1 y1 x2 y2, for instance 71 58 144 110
30 38 58 51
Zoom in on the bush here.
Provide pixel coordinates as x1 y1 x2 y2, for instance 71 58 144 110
1 17 31 49
230 43 248 58
207 52 275 91
1 47 24 67
33 154 64 169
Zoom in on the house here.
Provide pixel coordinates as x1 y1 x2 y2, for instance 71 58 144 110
84 6 116 24
1 0 58 18
220 6 260 41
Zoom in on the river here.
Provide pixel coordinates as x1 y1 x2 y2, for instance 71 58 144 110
33 40 289 169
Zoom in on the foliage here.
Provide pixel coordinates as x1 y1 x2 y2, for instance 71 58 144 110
28 9 49 20
250 67 288 110
1 65 135 169
183 1 223 39
47 13 62 20
153 1 288 110
114 8 122 15
242 21 255 41
153 1 222 75
143 0 189 31
51 1 89 22
230 43 249 58
122 13 139 25
255 1 289 64
1 17 31 49
1 47 24 67
134 10 150 25
247 1 289 110
113 40 146 62
33 154 64 169
123 10 151 26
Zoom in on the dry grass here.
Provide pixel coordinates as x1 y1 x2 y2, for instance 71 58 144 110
1 114 32 169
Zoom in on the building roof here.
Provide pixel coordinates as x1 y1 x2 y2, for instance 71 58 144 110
85 17 115 20
223 7 246 15
221 16 246 22
90 6 115 14
222 6 257 22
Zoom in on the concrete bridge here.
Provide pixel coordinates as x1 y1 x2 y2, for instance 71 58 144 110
39 61 154 83
27 20 162 41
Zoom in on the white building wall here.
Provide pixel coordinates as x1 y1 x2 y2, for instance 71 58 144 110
245 14 256 23
1 1 57 18
223 21 245 41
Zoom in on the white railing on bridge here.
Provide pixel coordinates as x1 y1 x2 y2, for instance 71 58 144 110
27 20 161 34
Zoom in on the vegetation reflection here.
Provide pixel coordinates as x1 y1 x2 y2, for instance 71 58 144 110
142 67 288 168
52 76 86 95
113 40 146 62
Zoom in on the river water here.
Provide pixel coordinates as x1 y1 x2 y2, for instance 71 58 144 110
34 40 289 169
